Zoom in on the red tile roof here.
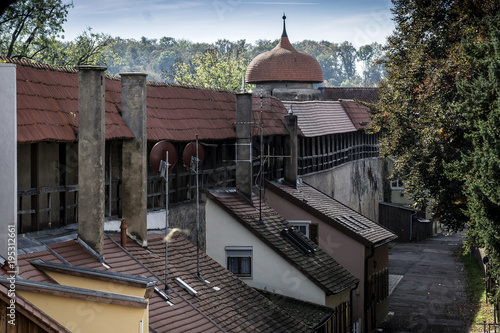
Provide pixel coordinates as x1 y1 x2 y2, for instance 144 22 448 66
265 181 398 247
125 233 311 333
246 36 323 84
340 100 372 130
208 190 359 295
320 87 379 103
4 57 290 144
282 101 356 137
5 57 135 143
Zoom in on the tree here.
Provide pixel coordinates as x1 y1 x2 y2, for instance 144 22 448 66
36 27 118 67
167 49 250 92
453 12 500 306
358 42 386 86
0 0 72 59
370 0 497 231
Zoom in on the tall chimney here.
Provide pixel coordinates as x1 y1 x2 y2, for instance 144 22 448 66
120 73 148 246
235 93 253 201
284 111 298 187
77 66 107 255
0 64 17 267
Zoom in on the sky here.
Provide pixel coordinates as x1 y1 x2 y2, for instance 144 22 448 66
62 0 395 47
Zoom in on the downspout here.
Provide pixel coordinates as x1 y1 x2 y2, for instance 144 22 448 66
350 280 360 332
410 211 417 241
364 245 375 333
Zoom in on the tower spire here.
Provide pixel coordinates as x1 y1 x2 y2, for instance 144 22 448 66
281 13 288 38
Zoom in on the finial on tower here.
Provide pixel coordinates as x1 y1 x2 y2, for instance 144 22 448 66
282 13 288 38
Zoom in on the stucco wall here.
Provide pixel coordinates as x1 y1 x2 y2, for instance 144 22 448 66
205 198 326 305
302 157 383 222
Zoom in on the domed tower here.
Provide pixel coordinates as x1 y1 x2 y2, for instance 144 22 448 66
246 15 323 101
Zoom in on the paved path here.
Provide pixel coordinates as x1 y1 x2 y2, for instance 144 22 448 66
377 231 471 332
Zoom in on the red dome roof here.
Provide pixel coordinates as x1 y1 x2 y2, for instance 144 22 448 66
246 35 323 84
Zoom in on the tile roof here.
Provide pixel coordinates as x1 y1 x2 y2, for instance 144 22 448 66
5 57 135 143
265 181 398 247
2 235 222 333
282 101 356 137
320 87 379 103
340 100 372 130
257 289 335 330
246 36 323 83
4 57 290 144
207 190 359 295
0 281 70 333
124 232 312 333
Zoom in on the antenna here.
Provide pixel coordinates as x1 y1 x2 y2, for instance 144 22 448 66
182 136 205 280
150 140 177 291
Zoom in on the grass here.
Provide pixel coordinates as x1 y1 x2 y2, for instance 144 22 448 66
459 251 496 332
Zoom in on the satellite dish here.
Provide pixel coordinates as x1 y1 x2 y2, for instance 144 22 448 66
182 142 205 169
150 141 177 173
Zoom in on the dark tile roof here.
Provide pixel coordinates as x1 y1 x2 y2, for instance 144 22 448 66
265 181 397 247
124 232 312 333
0 281 70 332
207 190 359 295
246 36 323 83
282 101 356 137
340 100 372 130
257 289 335 330
320 87 379 103
4 57 290 144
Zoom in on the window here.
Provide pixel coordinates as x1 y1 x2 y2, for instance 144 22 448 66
288 220 311 237
225 246 252 278
390 179 404 190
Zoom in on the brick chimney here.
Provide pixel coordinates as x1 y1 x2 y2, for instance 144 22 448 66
120 73 148 247
0 64 17 266
284 111 298 187
77 66 107 256
235 93 253 202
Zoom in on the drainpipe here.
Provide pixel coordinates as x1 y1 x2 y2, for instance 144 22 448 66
410 211 417 241
350 280 360 332
364 245 375 333
120 220 127 249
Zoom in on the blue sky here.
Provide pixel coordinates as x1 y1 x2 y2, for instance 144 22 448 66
62 0 394 47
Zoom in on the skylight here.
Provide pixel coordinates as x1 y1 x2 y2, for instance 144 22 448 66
336 215 372 231
281 227 316 255
174 277 198 296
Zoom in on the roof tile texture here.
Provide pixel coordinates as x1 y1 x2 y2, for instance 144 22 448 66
246 37 323 83
208 190 358 295
340 100 372 130
321 87 379 103
283 101 356 137
266 181 397 247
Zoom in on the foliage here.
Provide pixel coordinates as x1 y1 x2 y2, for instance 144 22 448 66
370 0 497 231
167 49 249 92
358 42 386 86
0 0 72 59
454 11 500 306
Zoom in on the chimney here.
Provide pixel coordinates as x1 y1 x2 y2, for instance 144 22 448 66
120 73 148 246
77 66 107 256
0 64 17 268
235 93 253 201
284 110 298 187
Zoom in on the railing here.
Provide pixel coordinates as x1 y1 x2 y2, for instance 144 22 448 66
476 322 499 333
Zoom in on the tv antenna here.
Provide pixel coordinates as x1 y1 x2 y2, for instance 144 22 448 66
150 140 177 291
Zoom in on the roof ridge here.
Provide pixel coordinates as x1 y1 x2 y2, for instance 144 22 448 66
1 56 77 73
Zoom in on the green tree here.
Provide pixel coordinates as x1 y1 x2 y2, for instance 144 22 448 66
371 0 497 231
167 49 250 92
453 12 500 305
358 42 386 86
0 0 72 59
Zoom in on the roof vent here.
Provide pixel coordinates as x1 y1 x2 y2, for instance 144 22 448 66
155 287 174 306
281 227 316 255
174 277 198 296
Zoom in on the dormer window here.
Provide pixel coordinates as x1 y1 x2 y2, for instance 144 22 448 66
225 246 252 278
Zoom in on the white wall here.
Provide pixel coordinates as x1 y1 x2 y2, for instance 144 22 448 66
205 198 326 305
0 64 17 264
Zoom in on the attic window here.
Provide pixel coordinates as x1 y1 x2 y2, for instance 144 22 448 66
225 246 252 278
288 220 311 237
281 227 316 255
336 215 371 231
